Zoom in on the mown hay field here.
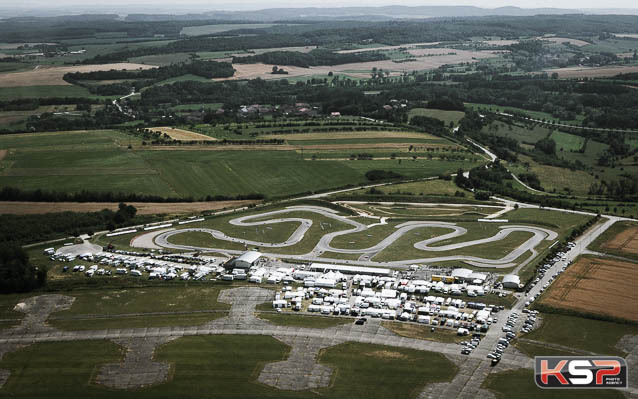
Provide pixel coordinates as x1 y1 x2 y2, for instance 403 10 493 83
539 256 638 322
152 127 218 141
602 224 638 255
544 65 638 78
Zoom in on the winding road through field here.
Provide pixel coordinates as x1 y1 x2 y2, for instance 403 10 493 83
152 205 557 268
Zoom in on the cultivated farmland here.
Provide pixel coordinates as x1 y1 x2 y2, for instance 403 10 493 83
0 129 477 199
538 256 638 322
0 200 259 215
543 65 638 78
601 224 638 255
151 127 217 141
0 63 156 87
591 221 638 260
216 49 499 81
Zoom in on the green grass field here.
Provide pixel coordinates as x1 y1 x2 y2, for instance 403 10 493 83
144 74 213 88
362 179 470 196
0 130 472 199
502 208 590 232
550 130 586 152
180 24 280 36
169 103 224 111
0 131 478 197
165 209 352 255
372 223 539 262
381 321 466 343
483 368 624 399
508 154 595 195
0 336 457 398
466 102 584 125
52 286 231 317
0 85 93 100
352 203 493 218
0 285 238 330
522 313 638 356
408 108 465 126
129 53 193 66
514 340 582 358
49 312 228 331
146 203 581 266
256 312 352 328
485 121 552 145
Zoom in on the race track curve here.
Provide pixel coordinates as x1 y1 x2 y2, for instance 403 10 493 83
152 206 557 269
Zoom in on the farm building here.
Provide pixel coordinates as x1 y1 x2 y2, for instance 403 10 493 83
232 251 262 269
502 274 521 289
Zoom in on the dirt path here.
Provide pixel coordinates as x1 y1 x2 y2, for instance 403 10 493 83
0 200 260 215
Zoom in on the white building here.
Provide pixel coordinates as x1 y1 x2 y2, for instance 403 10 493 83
233 251 262 269
502 274 521 289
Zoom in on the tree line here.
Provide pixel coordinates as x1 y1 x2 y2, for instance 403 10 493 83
64 60 235 95
0 187 265 203
233 49 388 68
0 203 139 294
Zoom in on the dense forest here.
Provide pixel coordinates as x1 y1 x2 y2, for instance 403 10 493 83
73 15 638 63
63 60 235 94
233 49 388 67
0 244 46 293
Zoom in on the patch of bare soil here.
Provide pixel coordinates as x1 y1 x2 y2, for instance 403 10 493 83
366 350 409 360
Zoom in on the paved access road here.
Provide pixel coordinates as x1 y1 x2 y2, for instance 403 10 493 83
152 205 557 269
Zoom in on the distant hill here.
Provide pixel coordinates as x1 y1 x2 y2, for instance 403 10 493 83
1 5 637 21
123 6 638 22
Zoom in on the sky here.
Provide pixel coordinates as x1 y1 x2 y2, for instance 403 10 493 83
5 0 638 10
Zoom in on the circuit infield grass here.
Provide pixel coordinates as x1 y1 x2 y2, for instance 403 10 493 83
130 205 585 266
165 209 353 255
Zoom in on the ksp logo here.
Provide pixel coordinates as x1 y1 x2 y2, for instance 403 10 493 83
535 356 628 389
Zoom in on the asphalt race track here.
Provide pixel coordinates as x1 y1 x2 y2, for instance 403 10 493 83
152 206 557 268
